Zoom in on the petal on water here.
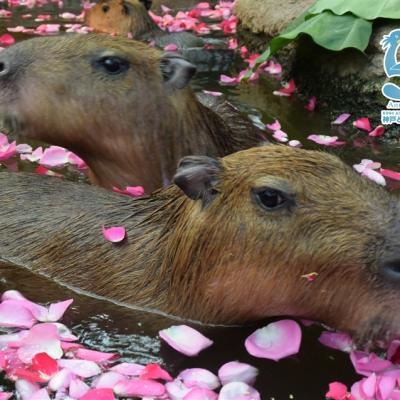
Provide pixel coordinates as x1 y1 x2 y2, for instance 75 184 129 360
218 361 259 386
177 368 220 390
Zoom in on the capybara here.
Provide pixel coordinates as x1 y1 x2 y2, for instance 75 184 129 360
85 0 204 48
0 145 399 345
0 34 262 192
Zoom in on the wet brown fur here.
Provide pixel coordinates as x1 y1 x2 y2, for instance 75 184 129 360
0 34 263 192
0 145 399 342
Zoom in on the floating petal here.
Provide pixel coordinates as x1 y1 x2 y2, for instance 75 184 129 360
218 361 258 386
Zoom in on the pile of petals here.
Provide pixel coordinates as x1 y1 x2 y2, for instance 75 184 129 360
149 0 235 35
0 291 307 400
321 330 400 399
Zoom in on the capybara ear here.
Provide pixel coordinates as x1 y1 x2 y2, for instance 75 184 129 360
173 156 221 203
139 0 152 10
160 53 197 90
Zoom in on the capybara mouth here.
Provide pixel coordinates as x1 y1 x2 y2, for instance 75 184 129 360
0 112 25 137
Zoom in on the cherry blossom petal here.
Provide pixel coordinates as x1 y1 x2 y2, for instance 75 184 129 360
58 359 101 378
39 146 70 167
81 388 116 400
218 361 258 386
45 299 73 322
363 168 386 186
159 325 213 356
263 61 282 75
218 382 260 400
245 320 302 361
164 43 178 51
112 186 144 197
102 226 126 243
360 373 377 397
318 331 353 352
114 379 165 397
288 140 302 147
219 74 238 85
332 113 351 125
378 375 396 399
272 130 288 142
177 368 220 390
369 125 385 137
307 134 345 146
28 388 51 400
48 368 73 391
15 380 41 400
16 144 32 154
353 117 372 132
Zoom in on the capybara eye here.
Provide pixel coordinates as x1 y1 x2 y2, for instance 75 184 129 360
122 3 130 14
102 4 110 12
253 188 291 211
94 56 129 75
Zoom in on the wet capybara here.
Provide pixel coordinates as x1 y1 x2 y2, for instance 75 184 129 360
0 34 262 192
85 0 204 48
0 145 399 345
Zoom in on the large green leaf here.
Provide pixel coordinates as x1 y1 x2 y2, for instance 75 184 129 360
249 11 372 73
309 0 400 21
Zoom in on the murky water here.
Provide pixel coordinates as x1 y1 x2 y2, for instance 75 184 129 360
0 0 399 398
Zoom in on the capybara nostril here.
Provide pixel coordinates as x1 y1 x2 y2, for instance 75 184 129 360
0 60 10 77
382 258 400 280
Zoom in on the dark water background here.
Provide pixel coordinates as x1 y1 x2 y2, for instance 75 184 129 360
0 0 399 398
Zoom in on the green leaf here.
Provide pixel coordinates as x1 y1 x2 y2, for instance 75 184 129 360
309 0 400 21
248 11 372 74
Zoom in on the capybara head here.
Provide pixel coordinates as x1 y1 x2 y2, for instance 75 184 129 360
161 145 400 345
0 34 197 190
85 0 155 37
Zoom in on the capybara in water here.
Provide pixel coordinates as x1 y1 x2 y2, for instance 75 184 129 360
85 0 204 48
0 34 262 192
0 145 399 344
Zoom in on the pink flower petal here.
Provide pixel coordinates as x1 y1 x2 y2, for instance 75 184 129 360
266 120 281 131
102 226 126 243
361 373 377 397
307 134 345 146
332 113 351 125
0 393 12 400
69 378 90 398
140 363 173 381
48 368 73 391
159 325 213 357
165 379 191 400
288 140 302 147
318 331 353 352
45 299 73 322
218 361 258 386
218 382 260 400
202 90 223 97
177 368 220 390
81 388 116 400
369 125 385 137
16 144 32 154
31 352 59 380
272 130 288 142
350 351 392 376
305 96 316 112
58 359 101 378
263 60 282 75
378 375 396 399
15 380 40 400
28 388 51 400
363 168 386 186
0 300 36 328
94 372 125 388
112 186 144 197
184 388 218 400
219 74 238 85
164 43 178 51
353 117 372 132
245 320 302 361
0 34 15 46
114 379 165 397
76 348 117 363
381 168 400 181
39 146 69 167
273 79 296 97
325 381 349 400
110 362 144 376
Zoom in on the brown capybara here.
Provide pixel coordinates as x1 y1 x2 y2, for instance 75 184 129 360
0 145 399 345
0 34 262 192
85 0 204 48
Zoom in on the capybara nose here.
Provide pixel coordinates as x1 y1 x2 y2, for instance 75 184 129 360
382 257 400 280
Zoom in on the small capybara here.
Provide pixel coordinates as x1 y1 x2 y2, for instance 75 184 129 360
0 145 399 345
85 0 204 48
0 34 262 192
